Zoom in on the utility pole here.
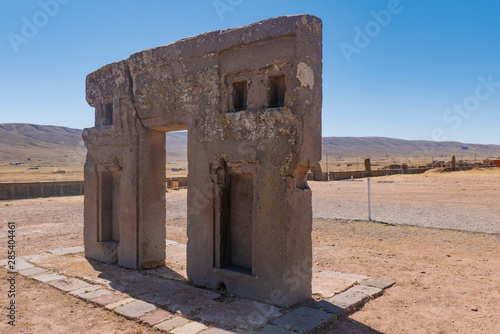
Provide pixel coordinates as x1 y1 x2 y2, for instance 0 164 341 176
357 156 359 171
326 154 329 174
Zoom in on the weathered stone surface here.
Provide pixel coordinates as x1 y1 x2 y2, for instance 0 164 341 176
17 266 48 277
202 328 238 334
273 307 334 333
361 277 396 290
4 260 34 272
104 297 136 310
138 309 174 326
69 285 102 296
348 284 383 297
251 325 296 334
32 273 66 282
114 300 157 319
79 289 111 300
310 299 344 315
90 293 127 307
48 278 93 292
171 321 208 334
326 284 382 310
49 246 85 255
195 299 281 330
312 270 364 298
83 14 322 307
154 317 189 331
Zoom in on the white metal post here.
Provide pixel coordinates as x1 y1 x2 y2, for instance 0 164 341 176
367 177 371 221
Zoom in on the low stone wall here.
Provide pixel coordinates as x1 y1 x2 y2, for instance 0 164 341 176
310 166 479 181
0 181 84 200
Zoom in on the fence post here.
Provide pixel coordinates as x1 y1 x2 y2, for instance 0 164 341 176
367 177 371 221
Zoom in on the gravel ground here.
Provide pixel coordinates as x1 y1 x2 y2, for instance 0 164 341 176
311 170 500 234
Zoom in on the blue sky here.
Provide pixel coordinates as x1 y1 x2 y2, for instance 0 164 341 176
1 0 499 144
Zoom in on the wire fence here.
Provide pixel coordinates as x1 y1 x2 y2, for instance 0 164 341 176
311 177 500 234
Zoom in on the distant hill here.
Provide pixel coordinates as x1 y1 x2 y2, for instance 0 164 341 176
321 137 500 160
0 124 86 164
1 124 499 164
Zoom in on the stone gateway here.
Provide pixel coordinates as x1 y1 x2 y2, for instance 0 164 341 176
83 15 322 307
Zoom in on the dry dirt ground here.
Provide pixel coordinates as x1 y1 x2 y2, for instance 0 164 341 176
0 170 499 333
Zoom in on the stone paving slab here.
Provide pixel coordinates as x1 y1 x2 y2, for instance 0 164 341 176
150 265 188 281
105 297 136 310
49 277 93 292
32 273 66 282
79 289 111 300
4 260 34 272
155 316 189 331
49 246 85 255
90 293 126 307
0 246 395 334
69 285 102 296
138 309 174 326
325 284 382 310
202 328 238 334
361 277 396 290
114 300 157 319
171 321 208 334
273 306 335 333
20 252 51 261
195 299 281 331
251 325 295 334
17 266 48 277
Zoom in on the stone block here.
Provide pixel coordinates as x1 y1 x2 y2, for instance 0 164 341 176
202 328 238 334
272 307 334 333
48 278 93 292
49 246 85 255
4 260 34 272
361 277 396 290
104 297 136 310
138 309 174 326
69 285 102 296
32 273 66 282
17 266 48 277
79 289 111 300
326 284 382 310
114 300 157 319
154 317 189 331
90 293 127 307
251 325 296 334
171 321 208 334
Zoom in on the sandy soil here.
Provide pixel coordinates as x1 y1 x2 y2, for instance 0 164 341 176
0 170 499 333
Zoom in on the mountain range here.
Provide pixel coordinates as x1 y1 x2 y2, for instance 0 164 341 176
1 124 499 164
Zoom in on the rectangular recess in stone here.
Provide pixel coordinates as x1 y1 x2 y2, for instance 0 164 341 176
103 103 113 125
268 74 286 108
233 81 247 111
99 170 121 242
219 171 254 274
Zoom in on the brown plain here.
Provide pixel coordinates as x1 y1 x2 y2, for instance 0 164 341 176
1 169 499 333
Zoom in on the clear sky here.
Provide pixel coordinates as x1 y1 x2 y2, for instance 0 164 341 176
1 0 499 144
